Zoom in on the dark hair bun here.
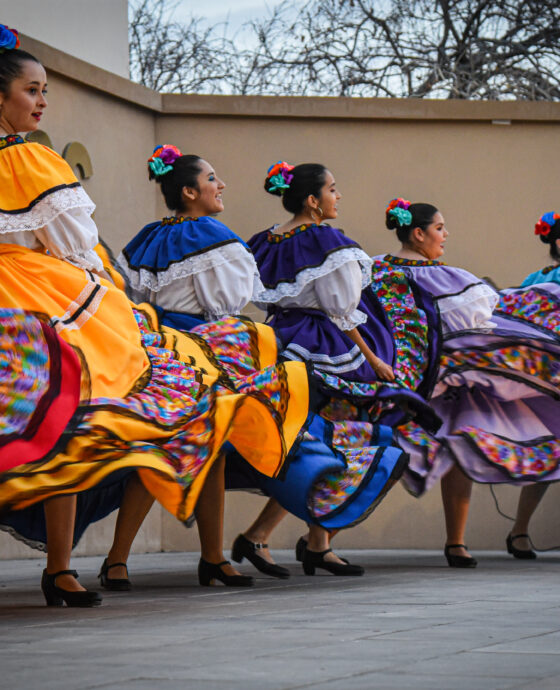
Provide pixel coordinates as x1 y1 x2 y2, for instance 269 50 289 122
147 148 203 212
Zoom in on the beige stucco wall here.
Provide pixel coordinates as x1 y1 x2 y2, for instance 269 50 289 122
1 34 559 560
157 109 559 290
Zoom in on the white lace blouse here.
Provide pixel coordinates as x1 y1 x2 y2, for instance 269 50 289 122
251 233 372 331
125 242 262 321
263 259 368 331
436 283 498 332
0 205 103 272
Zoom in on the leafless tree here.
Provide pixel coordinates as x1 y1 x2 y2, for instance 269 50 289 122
129 0 232 93
129 0 560 100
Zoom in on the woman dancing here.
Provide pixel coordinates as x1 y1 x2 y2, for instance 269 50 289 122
232 163 441 576
503 211 560 558
379 199 560 566
0 27 309 603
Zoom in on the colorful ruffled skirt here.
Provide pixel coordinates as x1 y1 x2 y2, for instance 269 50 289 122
0 245 308 549
398 283 560 495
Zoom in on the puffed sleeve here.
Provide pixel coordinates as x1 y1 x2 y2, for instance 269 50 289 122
193 257 255 321
437 283 498 332
314 260 367 331
33 206 103 272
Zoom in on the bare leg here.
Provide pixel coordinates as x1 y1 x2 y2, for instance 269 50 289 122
106 473 155 579
308 525 346 565
196 454 242 576
300 527 339 545
510 484 549 550
44 494 84 592
243 498 288 564
441 465 473 559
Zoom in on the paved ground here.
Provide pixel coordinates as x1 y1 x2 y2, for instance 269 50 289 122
1 549 559 690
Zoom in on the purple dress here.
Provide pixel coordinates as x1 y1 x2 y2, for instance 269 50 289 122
249 224 440 432
378 255 560 495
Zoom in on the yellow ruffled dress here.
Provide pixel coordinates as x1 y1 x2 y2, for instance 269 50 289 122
0 135 308 547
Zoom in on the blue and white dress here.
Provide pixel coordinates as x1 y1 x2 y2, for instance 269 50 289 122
117 215 264 329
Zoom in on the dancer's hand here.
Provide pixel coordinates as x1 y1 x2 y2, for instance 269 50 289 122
372 357 395 382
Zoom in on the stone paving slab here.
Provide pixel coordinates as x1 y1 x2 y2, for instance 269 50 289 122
0 549 559 690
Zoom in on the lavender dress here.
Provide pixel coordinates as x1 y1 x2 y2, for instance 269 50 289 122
378 255 560 495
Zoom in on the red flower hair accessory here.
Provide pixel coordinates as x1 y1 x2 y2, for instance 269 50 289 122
535 212 560 238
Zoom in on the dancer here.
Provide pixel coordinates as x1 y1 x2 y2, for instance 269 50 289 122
233 163 441 576
119 146 296 578
503 211 560 558
379 199 560 567
0 28 309 603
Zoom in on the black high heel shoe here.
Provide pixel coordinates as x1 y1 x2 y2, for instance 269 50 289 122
444 544 477 568
506 533 537 560
98 558 132 591
198 558 255 587
41 569 102 607
295 536 308 563
231 534 290 579
302 548 364 576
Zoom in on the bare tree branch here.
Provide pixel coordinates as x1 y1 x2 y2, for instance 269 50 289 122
128 0 560 100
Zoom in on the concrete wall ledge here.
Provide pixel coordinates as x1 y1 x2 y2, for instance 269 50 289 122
162 93 560 122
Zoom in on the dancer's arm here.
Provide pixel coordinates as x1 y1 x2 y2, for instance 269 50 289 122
345 327 395 382
315 261 395 381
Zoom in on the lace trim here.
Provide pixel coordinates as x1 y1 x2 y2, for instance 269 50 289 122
0 185 95 234
0 523 47 552
254 247 372 303
330 308 368 331
59 249 103 272
437 283 498 314
117 242 265 295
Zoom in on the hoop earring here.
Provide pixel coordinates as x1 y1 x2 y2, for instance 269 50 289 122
310 207 323 224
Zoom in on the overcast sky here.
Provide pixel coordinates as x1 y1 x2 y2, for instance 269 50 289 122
173 0 303 34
